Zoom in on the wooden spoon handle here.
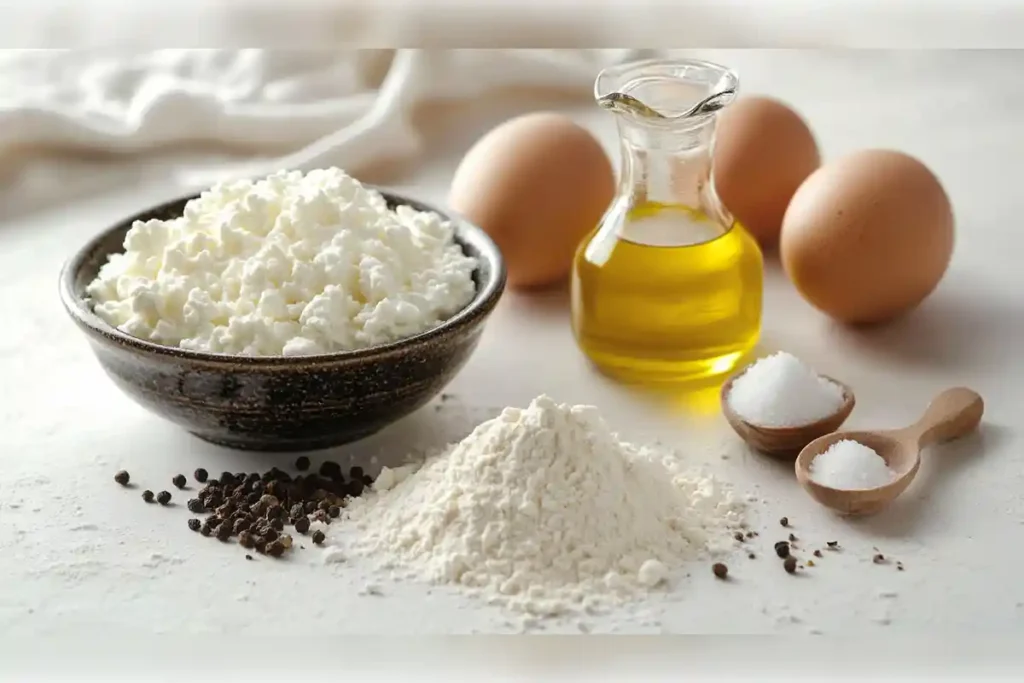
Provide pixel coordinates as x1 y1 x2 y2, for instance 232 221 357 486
898 387 984 448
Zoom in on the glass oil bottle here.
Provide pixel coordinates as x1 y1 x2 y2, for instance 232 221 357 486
571 58 763 384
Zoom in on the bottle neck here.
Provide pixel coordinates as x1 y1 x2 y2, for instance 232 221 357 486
616 117 720 213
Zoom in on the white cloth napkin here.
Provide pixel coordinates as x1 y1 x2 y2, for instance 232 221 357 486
0 49 646 192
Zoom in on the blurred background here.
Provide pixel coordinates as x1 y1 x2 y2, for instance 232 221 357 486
0 49 636 218
1 47 1020 223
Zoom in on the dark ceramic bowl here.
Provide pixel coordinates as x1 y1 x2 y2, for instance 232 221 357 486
59 188 506 452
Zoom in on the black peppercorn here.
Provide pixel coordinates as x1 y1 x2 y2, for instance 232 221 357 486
349 466 364 480
311 530 326 545
194 468 208 483
289 503 305 519
294 517 311 534
295 456 311 472
813 550 823 558
141 490 155 503
238 531 255 549
172 474 187 489
267 504 283 520
783 556 797 574
114 470 130 486
319 461 343 480
233 518 251 534
270 518 284 532
361 475 374 487
347 479 364 497
187 498 206 514
216 522 232 541
774 541 790 559
733 532 745 543
218 471 234 486
200 523 212 537
254 537 268 554
245 554 253 561
712 562 728 579
188 518 201 532
156 491 172 505
780 517 790 527
266 481 287 500
262 527 279 542
328 505 340 518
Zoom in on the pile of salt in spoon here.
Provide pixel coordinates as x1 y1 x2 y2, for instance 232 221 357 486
808 440 896 490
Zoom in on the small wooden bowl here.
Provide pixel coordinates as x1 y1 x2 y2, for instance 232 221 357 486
720 373 856 459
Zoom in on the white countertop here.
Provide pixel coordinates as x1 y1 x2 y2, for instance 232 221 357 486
2 50 1022 635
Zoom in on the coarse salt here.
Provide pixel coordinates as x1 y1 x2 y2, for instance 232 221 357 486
809 439 896 490
727 352 845 428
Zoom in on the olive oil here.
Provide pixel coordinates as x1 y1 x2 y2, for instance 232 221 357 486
581 56 763 383
571 201 763 383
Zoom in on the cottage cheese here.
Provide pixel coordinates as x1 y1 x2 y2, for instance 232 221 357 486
86 168 478 356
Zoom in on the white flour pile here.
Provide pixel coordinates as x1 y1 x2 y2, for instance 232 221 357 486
345 395 746 618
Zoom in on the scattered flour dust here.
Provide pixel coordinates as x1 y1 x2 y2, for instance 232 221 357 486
345 395 747 621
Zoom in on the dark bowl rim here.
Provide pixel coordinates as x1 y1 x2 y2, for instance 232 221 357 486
58 184 507 367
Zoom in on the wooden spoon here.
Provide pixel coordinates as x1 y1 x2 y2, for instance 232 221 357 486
794 387 984 517
720 374 856 459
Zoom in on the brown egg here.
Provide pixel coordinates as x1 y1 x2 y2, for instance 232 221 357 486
713 96 820 248
780 149 954 325
448 112 615 290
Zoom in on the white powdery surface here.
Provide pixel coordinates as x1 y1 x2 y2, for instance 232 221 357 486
345 395 746 618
